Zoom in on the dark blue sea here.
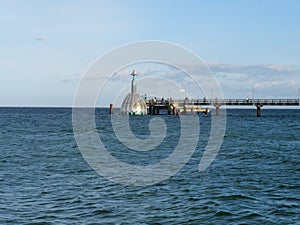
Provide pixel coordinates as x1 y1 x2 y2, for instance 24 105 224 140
0 107 299 224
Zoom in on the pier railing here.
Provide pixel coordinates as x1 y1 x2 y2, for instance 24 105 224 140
173 98 300 106
144 98 299 117
145 98 300 107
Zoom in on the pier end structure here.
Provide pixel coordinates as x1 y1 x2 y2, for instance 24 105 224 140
146 98 209 115
120 69 147 115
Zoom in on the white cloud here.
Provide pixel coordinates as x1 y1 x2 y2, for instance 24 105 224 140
35 36 48 41
254 80 292 89
207 62 300 97
207 62 298 75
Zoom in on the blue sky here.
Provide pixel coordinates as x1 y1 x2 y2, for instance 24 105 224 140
1 0 300 106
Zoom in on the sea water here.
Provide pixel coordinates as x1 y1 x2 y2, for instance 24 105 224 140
0 107 299 224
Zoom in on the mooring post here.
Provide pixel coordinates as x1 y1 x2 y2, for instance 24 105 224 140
173 106 177 115
109 103 113 114
205 107 208 115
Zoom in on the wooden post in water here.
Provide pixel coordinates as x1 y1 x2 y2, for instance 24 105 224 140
173 106 177 115
205 107 209 115
109 103 113 114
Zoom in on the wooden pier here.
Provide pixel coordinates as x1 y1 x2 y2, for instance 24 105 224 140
145 98 300 117
113 70 299 117
146 99 210 115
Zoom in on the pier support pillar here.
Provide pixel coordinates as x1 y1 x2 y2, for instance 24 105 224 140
156 108 160 115
216 106 220 116
256 106 261 117
167 107 171 115
149 105 153 115
109 103 113 114
173 106 177 115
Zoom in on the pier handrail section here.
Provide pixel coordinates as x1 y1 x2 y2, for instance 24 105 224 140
145 98 300 106
144 98 299 117
185 98 300 106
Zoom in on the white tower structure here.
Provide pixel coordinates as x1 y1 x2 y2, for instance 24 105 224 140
120 69 147 115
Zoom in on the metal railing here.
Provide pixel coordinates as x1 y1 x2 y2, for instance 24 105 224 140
171 98 300 106
145 98 300 106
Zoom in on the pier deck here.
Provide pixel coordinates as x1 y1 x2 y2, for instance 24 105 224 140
190 98 300 106
145 98 299 117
